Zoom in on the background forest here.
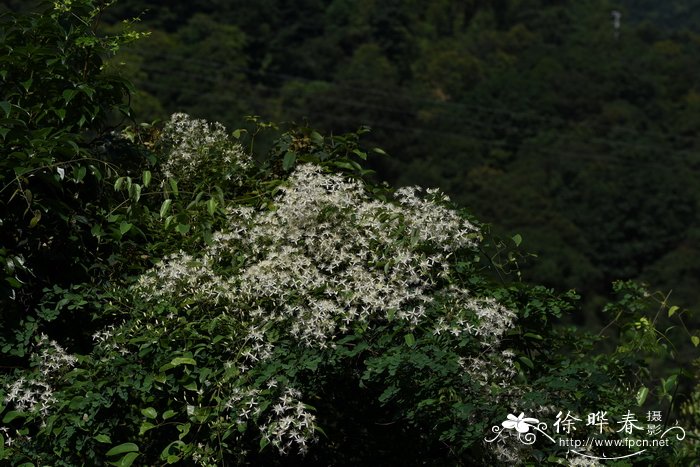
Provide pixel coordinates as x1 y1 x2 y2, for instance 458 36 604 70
1 0 700 465
95 0 700 323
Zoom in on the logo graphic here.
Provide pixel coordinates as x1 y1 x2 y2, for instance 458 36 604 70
485 410 686 461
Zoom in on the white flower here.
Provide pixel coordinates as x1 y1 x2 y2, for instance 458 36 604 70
502 412 539 433
160 113 250 186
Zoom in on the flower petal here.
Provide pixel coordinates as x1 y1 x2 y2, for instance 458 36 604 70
515 422 530 433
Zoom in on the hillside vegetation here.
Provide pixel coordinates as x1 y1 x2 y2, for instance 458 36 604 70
0 1 699 465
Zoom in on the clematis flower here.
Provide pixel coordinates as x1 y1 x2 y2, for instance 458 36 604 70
502 413 539 433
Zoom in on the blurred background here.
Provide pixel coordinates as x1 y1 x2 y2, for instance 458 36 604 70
3 0 699 328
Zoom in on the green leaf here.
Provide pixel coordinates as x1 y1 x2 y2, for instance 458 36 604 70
176 422 191 439
119 222 133 235
0 101 10 117
62 89 78 104
176 224 190 235
159 199 172 219
108 452 139 467
160 440 186 460
663 374 678 393
352 148 367 160
283 151 296 171
2 410 26 423
170 357 196 367
141 407 157 419
192 191 204 205
314 425 327 438
519 356 534 369
91 224 104 238
78 83 95 98
259 436 270 451
668 305 679 318
169 178 179 196
14 166 31 176
132 184 141 202
404 333 415 346
692 336 699 347
94 434 112 444
29 210 41 228
90 164 102 181
142 170 152 187
207 198 217 216
333 161 354 171
310 130 324 144
512 234 522 247
162 409 176 420
106 442 139 456
5 277 23 288
636 386 649 406
114 177 124 191
139 421 156 435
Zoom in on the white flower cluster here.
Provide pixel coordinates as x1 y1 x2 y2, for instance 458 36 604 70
491 441 532 464
134 162 518 452
4 377 54 415
261 387 317 455
137 164 490 347
394 186 476 249
222 385 317 455
160 113 250 185
3 334 77 416
37 334 78 371
136 251 218 303
432 287 516 346
567 456 603 467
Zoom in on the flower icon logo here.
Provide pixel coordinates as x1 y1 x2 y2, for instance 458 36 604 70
502 413 540 433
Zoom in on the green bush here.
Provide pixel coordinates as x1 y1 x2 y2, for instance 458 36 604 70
0 0 148 356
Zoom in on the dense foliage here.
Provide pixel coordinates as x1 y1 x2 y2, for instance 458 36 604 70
1 1 699 466
0 0 149 358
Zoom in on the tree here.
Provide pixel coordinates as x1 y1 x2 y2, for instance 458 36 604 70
0 0 150 357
